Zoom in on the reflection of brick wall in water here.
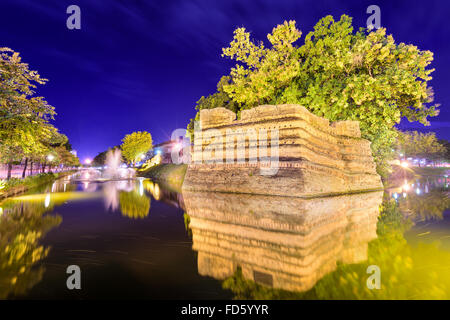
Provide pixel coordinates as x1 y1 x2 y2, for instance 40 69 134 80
182 104 383 197
183 190 383 293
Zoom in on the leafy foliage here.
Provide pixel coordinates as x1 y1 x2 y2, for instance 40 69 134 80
0 48 54 162
120 131 153 166
190 15 439 177
0 47 80 176
396 130 446 161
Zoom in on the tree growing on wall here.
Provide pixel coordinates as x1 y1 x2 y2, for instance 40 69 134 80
120 131 153 166
188 15 439 177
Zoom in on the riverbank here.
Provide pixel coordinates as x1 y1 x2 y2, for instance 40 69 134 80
135 163 448 194
385 165 449 188
0 171 76 200
137 164 187 193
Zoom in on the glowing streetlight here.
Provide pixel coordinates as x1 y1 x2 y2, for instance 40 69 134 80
84 158 92 165
44 193 50 208
401 162 409 168
47 154 55 161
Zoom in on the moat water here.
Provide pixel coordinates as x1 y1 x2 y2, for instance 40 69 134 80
1 169 449 299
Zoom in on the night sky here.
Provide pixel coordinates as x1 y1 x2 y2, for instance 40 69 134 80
1 0 449 161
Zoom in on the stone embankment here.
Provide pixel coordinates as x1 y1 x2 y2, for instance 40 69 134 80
182 104 382 197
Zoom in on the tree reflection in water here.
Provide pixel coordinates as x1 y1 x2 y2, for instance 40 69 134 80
183 186 450 300
398 189 450 221
104 179 185 219
0 199 61 299
119 190 151 219
0 176 90 298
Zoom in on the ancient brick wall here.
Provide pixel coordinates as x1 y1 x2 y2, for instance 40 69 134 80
183 104 383 197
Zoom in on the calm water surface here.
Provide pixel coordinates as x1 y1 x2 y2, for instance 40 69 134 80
0 170 449 299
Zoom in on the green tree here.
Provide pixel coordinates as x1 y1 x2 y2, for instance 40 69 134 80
92 150 108 166
92 146 122 166
438 139 450 161
120 131 152 166
193 16 439 177
0 47 55 178
396 131 446 164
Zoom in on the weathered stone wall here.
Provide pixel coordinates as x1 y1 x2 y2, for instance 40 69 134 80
183 104 382 197
183 190 383 292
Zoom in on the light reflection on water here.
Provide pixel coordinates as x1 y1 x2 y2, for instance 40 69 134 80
0 172 449 299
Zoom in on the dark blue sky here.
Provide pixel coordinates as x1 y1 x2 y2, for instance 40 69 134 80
1 0 449 161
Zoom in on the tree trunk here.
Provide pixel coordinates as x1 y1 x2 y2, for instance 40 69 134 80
42 162 46 173
22 158 28 178
30 161 33 176
7 162 12 180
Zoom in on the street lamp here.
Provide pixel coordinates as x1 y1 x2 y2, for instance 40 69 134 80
47 154 55 173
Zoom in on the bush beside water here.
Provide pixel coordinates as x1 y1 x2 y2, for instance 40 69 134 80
0 172 70 199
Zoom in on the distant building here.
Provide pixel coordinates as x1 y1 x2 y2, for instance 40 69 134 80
149 136 189 164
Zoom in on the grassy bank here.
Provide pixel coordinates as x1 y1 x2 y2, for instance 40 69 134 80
0 171 74 200
137 164 187 192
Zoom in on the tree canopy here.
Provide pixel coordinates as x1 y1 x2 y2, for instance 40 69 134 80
120 131 153 166
396 130 446 162
189 15 439 177
0 47 79 178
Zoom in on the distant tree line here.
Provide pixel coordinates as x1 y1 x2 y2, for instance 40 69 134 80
396 131 448 164
92 131 152 167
